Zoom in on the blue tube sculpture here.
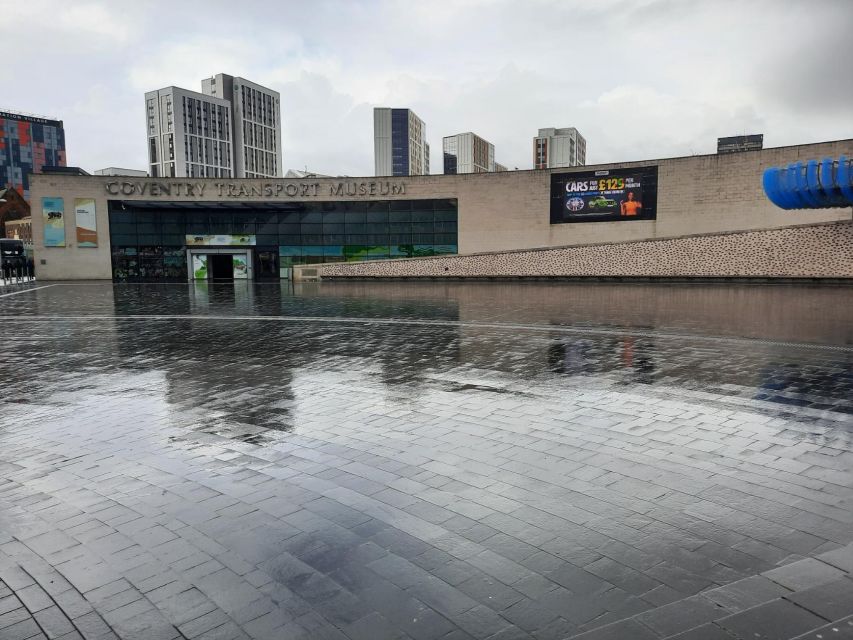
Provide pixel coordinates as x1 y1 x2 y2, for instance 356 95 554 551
763 156 853 209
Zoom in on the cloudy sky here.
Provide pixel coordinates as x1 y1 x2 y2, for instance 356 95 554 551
3 0 851 176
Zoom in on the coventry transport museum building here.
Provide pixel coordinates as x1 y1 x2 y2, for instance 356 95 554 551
30 138 853 282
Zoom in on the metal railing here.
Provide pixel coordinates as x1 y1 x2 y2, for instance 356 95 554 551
0 263 36 286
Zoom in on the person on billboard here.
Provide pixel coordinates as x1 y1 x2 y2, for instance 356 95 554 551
620 191 642 217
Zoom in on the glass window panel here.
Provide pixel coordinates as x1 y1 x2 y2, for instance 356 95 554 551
232 220 255 233
389 211 411 222
345 223 367 234
256 234 278 245
323 245 343 257
412 222 433 233
324 234 346 245
301 234 323 245
343 245 369 261
412 211 433 223
433 244 457 255
322 211 346 223
210 222 232 233
434 209 457 221
435 221 457 232
366 210 388 223
412 200 433 210
302 246 324 262
390 201 410 211
389 234 412 244
366 223 390 233
257 220 277 234
278 223 300 234
345 211 366 224
323 223 345 234
280 234 301 244
413 234 434 244
278 246 300 265
138 234 161 245
300 211 322 223
413 244 435 256
389 222 411 234
365 234 388 244
111 234 137 245
346 234 367 244
279 211 301 222
161 234 184 245
300 223 322 234
391 244 415 257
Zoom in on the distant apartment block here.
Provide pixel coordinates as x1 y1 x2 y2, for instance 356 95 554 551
202 74 282 178
534 127 586 168
374 108 429 176
146 74 282 179
146 86 233 179
0 110 66 200
442 132 503 174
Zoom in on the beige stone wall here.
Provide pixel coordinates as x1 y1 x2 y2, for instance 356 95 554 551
308 222 853 280
29 138 853 280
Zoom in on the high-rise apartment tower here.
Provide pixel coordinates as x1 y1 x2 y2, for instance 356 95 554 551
442 132 500 174
374 108 429 176
146 74 282 179
534 127 586 168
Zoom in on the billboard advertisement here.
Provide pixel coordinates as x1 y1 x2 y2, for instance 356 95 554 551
186 234 256 247
42 197 66 247
74 198 97 247
550 166 658 224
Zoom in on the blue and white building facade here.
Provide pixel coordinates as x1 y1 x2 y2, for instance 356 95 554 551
374 108 429 177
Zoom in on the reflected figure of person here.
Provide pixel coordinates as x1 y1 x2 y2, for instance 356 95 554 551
620 191 642 217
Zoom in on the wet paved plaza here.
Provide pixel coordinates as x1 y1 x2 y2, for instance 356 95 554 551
0 281 852 640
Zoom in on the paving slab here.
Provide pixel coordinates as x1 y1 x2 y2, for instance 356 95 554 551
1 282 853 640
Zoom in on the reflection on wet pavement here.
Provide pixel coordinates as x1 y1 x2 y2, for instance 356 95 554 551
0 281 851 640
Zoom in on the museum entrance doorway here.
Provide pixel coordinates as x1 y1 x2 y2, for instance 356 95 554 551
188 249 253 281
209 255 234 281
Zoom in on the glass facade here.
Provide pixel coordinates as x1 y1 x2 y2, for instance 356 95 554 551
391 109 410 177
108 199 458 282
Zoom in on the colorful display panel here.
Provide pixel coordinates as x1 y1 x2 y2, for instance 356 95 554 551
186 234 256 246
42 196 65 247
74 198 97 247
550 166 658 224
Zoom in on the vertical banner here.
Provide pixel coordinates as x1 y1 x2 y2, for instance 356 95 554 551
232 255 248 279
74 198 98 247
42 197 66 247
192 254 208 280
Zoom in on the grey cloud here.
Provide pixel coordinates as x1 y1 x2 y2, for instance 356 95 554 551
2 0 851 175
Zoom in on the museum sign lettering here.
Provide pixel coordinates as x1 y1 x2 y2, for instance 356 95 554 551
104 180 406 198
